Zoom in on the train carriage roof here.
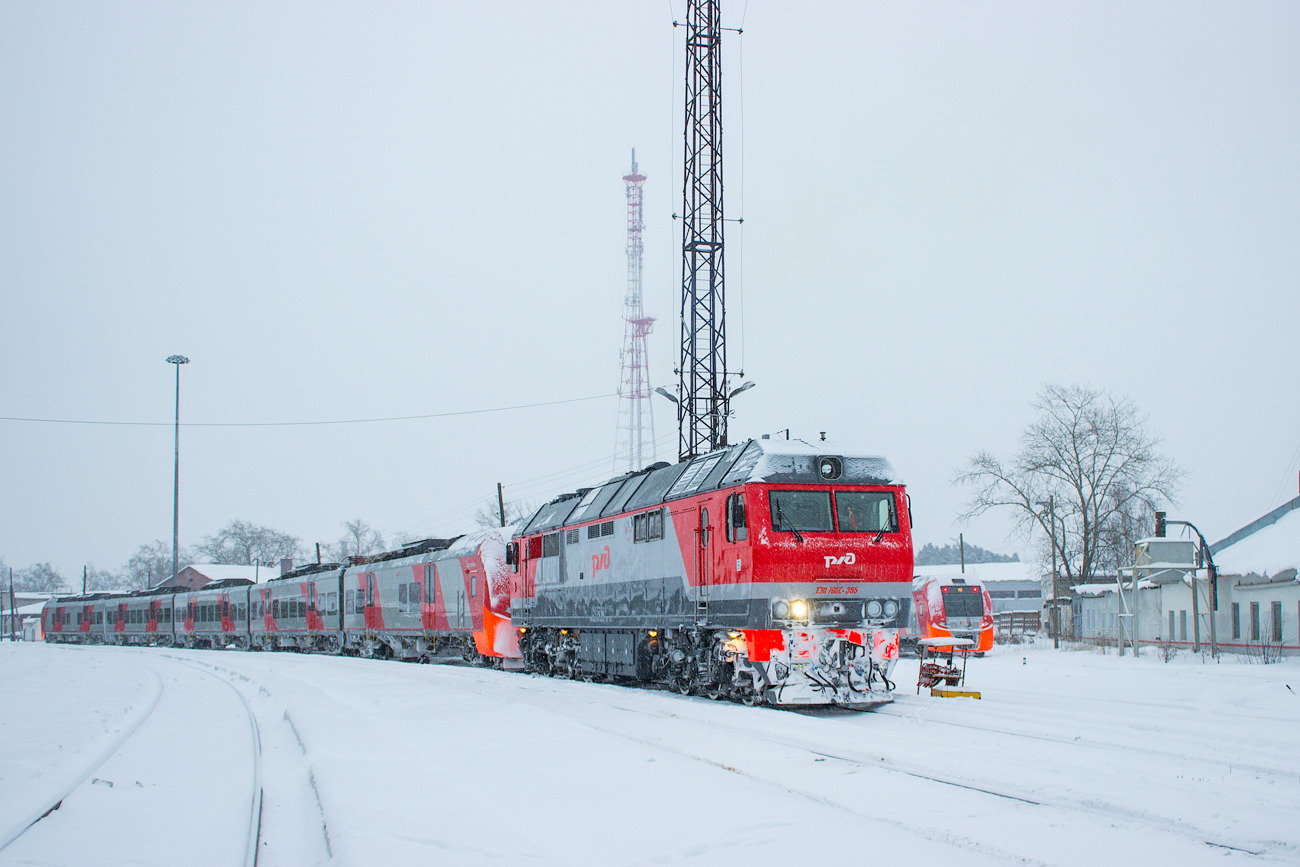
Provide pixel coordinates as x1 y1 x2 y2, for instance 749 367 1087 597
518 438 899 535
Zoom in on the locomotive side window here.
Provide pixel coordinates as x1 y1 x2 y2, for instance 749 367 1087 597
726 493 748 542
770 491 833 533
634 509 664 542
528 537 543 559
835 491 898 533
541 533 560 558
346 592 354 615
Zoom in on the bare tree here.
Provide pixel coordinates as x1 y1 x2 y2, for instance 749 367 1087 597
125 541 192 589
13 563 68 593
331 519 386 560
955 384 1183 586
85 564 126 592
473 497 535 530
1095 482 1158 574
195 520 302 566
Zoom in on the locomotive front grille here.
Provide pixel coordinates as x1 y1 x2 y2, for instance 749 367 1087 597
811 600 865 624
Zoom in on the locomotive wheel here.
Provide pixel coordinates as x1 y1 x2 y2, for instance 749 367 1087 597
704 682 725 701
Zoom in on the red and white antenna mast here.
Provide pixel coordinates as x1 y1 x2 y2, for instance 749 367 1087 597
615 149 657 474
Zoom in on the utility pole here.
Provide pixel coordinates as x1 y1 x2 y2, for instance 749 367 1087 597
959 533 965 574
497 482 507 528
615 149 657 474
83 565 87 596
1040 495 1059 649
1166 518 1218 658
676 0 729 461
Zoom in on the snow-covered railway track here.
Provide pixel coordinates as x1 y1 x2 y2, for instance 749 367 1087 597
0 652 263 867
0 663 165 853
477 675 1296 865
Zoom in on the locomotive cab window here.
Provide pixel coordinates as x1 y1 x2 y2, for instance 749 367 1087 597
769 490 833 533
835 491 898 533
726 493 748 542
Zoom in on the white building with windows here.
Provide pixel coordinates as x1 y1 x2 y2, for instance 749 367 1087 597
1072 496 1300 655
1210 495 1299 655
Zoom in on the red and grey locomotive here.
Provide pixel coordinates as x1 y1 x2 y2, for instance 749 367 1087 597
508 437 912 706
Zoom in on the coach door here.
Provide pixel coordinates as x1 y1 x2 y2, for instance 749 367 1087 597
696 507 712 624
365 574 376 629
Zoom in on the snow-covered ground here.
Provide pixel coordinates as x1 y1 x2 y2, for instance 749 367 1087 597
1 641 1297 866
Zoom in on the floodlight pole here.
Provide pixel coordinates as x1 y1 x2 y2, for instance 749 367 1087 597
166 355 190 588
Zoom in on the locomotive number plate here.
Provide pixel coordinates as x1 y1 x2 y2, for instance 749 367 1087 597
815 585 859 595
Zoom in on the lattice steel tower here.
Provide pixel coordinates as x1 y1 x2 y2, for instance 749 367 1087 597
615 149 657 474
677 0 728 461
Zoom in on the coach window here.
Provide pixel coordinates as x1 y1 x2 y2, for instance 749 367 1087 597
726 493 748 542
345 592 354 615
399 584 408 605
471 574 477 598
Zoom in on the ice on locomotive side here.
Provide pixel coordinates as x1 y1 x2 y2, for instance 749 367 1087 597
41 528 522 663
507 438 913 706
911 573 994 653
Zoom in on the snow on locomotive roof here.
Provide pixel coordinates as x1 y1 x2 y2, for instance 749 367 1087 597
522 437 898 535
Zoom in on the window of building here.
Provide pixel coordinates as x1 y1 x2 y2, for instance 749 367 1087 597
634 509 665 542
1179 610 1187 641
1017 590 1042 598
1272 601 1283 642
769 490 833 533
834 491 897 533
1231 603 1240 639
1250 601 1260 641
988 590 1016 599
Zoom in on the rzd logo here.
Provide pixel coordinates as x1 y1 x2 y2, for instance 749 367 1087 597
824 552 856 568
592 546 611 574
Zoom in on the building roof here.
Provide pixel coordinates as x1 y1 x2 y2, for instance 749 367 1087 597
184 564 279 584
1212 495 1300 577
912 561 1041 585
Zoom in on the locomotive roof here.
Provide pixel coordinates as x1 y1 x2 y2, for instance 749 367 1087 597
522 437 898 535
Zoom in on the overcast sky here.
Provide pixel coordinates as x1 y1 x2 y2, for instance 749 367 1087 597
2 1 1297 580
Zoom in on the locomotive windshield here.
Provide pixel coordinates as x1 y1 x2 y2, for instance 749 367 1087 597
942 588 984 618
835 491 897 533
769 491 833 532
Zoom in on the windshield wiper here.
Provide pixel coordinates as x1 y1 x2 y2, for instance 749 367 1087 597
776 503 804 543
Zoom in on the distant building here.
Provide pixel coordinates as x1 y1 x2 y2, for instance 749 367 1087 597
158 563 276 591
1071 495 1300 655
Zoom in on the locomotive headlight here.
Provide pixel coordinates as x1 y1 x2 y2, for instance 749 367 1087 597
773 600 790 619
883 600 899 618
790 599 809 620
866 600 883 618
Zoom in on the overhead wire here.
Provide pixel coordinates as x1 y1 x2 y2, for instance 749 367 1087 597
0 392 618 428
